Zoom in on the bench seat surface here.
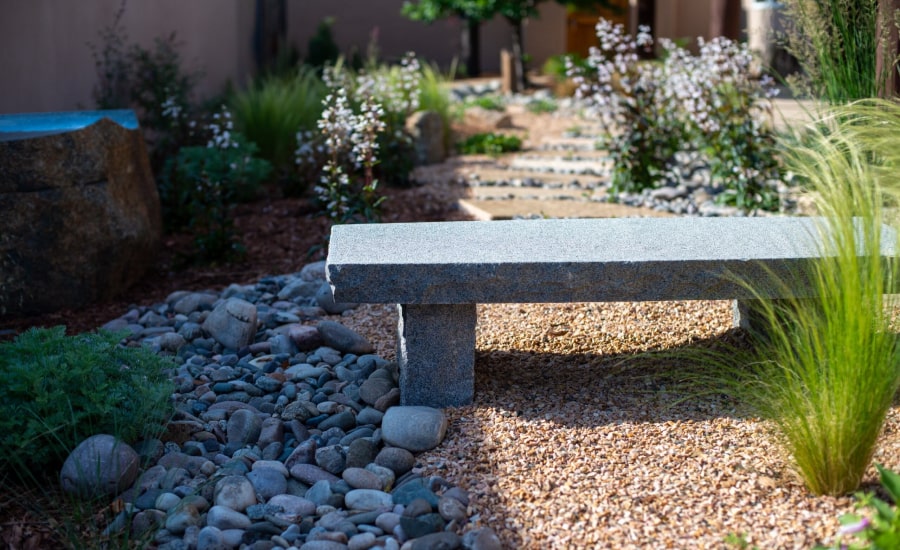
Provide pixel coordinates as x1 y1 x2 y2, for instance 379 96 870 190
327 217 890 304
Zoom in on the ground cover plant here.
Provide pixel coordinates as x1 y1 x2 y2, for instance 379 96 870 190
692 100 900 497
822 463 900 549
571 19 783 210
457 132 522 156
0 326 174 479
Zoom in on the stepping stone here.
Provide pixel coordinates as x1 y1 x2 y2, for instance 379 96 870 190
508 156 611 175
458 198 674 221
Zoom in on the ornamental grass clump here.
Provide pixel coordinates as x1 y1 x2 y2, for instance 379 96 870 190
230 65 327 193
779 0 898 102
698 100 900 496
571 19 783 210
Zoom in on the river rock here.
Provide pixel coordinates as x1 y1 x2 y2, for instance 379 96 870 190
317 321 374 355
381 406 448 452
60 434 140 498
202 298 258 350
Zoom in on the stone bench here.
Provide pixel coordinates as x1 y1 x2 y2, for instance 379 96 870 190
326 217 895 408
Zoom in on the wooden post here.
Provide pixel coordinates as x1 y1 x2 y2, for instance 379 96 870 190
876 0 900 97
501 49 518 94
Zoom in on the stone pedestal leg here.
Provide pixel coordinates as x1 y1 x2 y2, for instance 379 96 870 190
397 304 477 408
733 298 820 336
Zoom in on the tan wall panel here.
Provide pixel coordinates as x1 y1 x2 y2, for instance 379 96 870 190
0 0 253 113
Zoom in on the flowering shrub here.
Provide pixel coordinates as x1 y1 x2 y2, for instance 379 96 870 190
313 82 387 225
571 19 783 210
162 107 272 261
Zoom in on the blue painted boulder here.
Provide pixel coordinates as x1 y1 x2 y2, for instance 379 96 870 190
0 110 161 316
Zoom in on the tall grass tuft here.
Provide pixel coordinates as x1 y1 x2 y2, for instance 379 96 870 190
417 61 454 152
780 0 897 101
230 66 327 174
696 100 900 496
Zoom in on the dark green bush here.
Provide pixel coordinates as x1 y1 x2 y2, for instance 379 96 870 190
458 132 522 156
161 115 272 261
306 17 341 72
0 327 175 478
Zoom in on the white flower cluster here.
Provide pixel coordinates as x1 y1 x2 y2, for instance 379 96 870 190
161 92 183 120
207 108 238 150
574 19 777 138
357 51 421 117
313 82 387 220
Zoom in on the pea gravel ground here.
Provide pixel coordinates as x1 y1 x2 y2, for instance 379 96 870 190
339 300 900 549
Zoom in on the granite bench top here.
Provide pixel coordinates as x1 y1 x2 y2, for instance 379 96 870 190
326 217 895 304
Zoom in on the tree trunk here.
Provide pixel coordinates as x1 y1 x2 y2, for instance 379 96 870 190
460 17 481 77
876 0 900 97
708 0 741 40
507 17 527 92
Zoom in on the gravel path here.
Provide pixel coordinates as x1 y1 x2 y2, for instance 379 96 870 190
340 300 900 549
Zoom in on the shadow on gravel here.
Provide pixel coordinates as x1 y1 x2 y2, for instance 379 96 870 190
472 328 756 428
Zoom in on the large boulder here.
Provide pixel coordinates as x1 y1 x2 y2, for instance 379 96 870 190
405 110 446 166
0 111 161 316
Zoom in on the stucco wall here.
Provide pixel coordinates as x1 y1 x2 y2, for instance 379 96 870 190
0 0 254 113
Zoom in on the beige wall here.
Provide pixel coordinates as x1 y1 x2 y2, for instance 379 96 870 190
286 0 566 75
0 0 254 114
655 0 717 47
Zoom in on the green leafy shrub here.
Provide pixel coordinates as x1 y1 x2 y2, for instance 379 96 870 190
306 17 341 72
573 19 783 210
820 464 900 549
457 132 522 156
466 94 506 112
0 327 174 479
230 66 327 194
526 97 558 113
162 108 272 261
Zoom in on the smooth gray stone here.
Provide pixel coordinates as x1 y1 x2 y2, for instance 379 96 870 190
206 505 252 530
247 468 288 501
316 281 358 314
214 475 257 512
305 479 333 505
327 218 896 303
202 298 258 350
398 304 476 408
317 321 375 355
342 468 383 491
290 464 340 485
226 409 262 446
277 279 322 301
60 434 140 498
462 528 502 550
344 489 393 511
381 407 447 453
196 525 228 550
300 260 327 281
266 494 316 519
375 447 415 476
408 531 460 550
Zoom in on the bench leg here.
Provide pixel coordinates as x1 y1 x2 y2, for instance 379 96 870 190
733 298 822 336
397 304 477 408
